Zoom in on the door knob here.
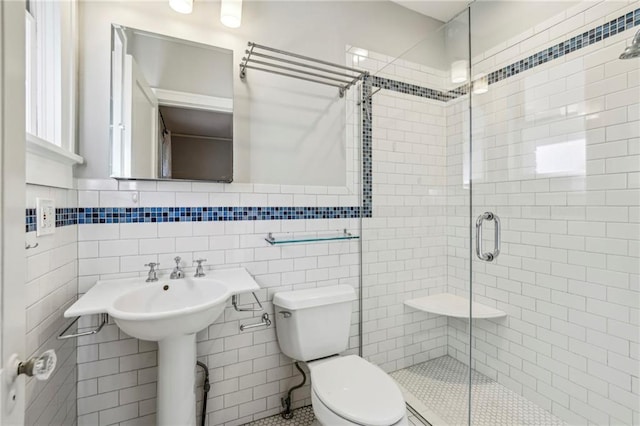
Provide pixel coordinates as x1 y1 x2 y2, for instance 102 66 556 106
8 349 57 382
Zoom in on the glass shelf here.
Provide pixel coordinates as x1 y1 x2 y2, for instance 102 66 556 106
265 229 359 245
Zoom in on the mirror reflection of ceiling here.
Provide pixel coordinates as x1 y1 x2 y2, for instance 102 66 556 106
160 106 232 140
125 27 233 99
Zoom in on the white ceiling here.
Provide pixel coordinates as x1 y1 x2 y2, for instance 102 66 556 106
389 0 470 23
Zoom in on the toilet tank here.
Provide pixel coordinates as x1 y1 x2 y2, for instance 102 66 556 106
273 285 356 361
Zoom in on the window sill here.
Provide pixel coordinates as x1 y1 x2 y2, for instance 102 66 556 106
26 133 84 189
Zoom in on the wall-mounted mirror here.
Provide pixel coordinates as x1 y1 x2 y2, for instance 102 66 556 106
110 24 234 182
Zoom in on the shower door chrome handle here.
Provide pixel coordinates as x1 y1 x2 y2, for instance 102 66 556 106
475 212 500 262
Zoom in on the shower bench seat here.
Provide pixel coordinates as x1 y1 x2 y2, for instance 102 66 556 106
404 293 506 319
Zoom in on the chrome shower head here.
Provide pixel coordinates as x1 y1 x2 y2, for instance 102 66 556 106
620 30 640 59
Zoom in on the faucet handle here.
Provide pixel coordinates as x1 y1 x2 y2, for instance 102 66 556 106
174 256 181 266
193 259 207 277
144 262 159 282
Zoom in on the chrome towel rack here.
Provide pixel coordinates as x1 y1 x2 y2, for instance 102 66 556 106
239 42 368 97
58 313 108 340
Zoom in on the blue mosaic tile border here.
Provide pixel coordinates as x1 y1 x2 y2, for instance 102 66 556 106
23 8 640 231
362 79 373 217
373 8 640 101
459 7 640 98
26 208 36 233
488 9 639 85
25 207 360 230
370 75 453 102
26 208 80 232
362 6 640 211
56 208 78 228
77 206 360 223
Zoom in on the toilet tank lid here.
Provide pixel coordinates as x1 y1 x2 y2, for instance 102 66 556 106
273 285 356 310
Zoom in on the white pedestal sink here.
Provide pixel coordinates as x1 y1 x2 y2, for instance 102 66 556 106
65 268 261 426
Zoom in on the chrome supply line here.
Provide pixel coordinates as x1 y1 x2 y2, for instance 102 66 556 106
240 42 368 97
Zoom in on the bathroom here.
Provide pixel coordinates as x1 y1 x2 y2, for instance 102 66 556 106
0 0 638 424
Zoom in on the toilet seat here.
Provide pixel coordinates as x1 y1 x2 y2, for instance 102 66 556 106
309 355 405 426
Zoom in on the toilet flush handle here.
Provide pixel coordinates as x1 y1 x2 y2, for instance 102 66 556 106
279 311 291 318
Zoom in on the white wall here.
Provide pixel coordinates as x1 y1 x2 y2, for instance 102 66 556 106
468 0 582 58
76 0 444 185
359 54 451 372
74 179 361 425
25 185 78 426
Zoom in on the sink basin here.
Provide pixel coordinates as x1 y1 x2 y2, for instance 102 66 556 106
109 278 229 341
65 267 261 426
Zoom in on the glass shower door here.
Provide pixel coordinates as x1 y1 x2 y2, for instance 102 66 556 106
468 1 640 424
357 7 474 425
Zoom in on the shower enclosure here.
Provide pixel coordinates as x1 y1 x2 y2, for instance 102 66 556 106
358 1 639 424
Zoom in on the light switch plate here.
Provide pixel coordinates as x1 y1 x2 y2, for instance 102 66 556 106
36 198 55 236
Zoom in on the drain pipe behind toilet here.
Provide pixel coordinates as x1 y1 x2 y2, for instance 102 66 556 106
197 361 210 426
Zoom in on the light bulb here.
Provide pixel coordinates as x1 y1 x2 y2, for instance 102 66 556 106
169 0 193 14
221 0 242 28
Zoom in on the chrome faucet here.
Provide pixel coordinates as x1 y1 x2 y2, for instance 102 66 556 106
170 257 184 279
193 258 207 277
144 262 159 282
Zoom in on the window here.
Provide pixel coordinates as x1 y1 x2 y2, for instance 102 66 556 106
26 0 62 145
24 0 82 188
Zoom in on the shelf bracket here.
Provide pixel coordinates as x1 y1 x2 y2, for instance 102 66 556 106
232 292 263 312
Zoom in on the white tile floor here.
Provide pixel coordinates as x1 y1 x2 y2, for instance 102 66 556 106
391 356 566 426
244 406 315 426
244 355 565 426
243 405 424 426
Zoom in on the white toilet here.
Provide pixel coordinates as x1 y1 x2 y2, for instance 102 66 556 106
273 285 408 426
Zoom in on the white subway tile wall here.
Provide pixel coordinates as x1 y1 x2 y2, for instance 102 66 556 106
76 210 361 425
25 184 78 425
67 1 639 425
446 1 639 424
362 84 450 372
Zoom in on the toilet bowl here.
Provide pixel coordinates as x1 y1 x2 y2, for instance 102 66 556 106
273 285 407 426
309 355 407 426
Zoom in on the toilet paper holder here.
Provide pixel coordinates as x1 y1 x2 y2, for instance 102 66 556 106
239 313 272 331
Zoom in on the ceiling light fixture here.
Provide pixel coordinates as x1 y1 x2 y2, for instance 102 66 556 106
221 0 242 28
451 60 468 84
169 0 193 14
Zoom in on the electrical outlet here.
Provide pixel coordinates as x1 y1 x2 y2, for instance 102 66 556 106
36 198 55 236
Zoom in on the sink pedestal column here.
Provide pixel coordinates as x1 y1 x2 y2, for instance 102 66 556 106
157 334 197 426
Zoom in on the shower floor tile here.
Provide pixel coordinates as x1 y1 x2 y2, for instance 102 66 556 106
243 405 425 425
391 356 566 426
